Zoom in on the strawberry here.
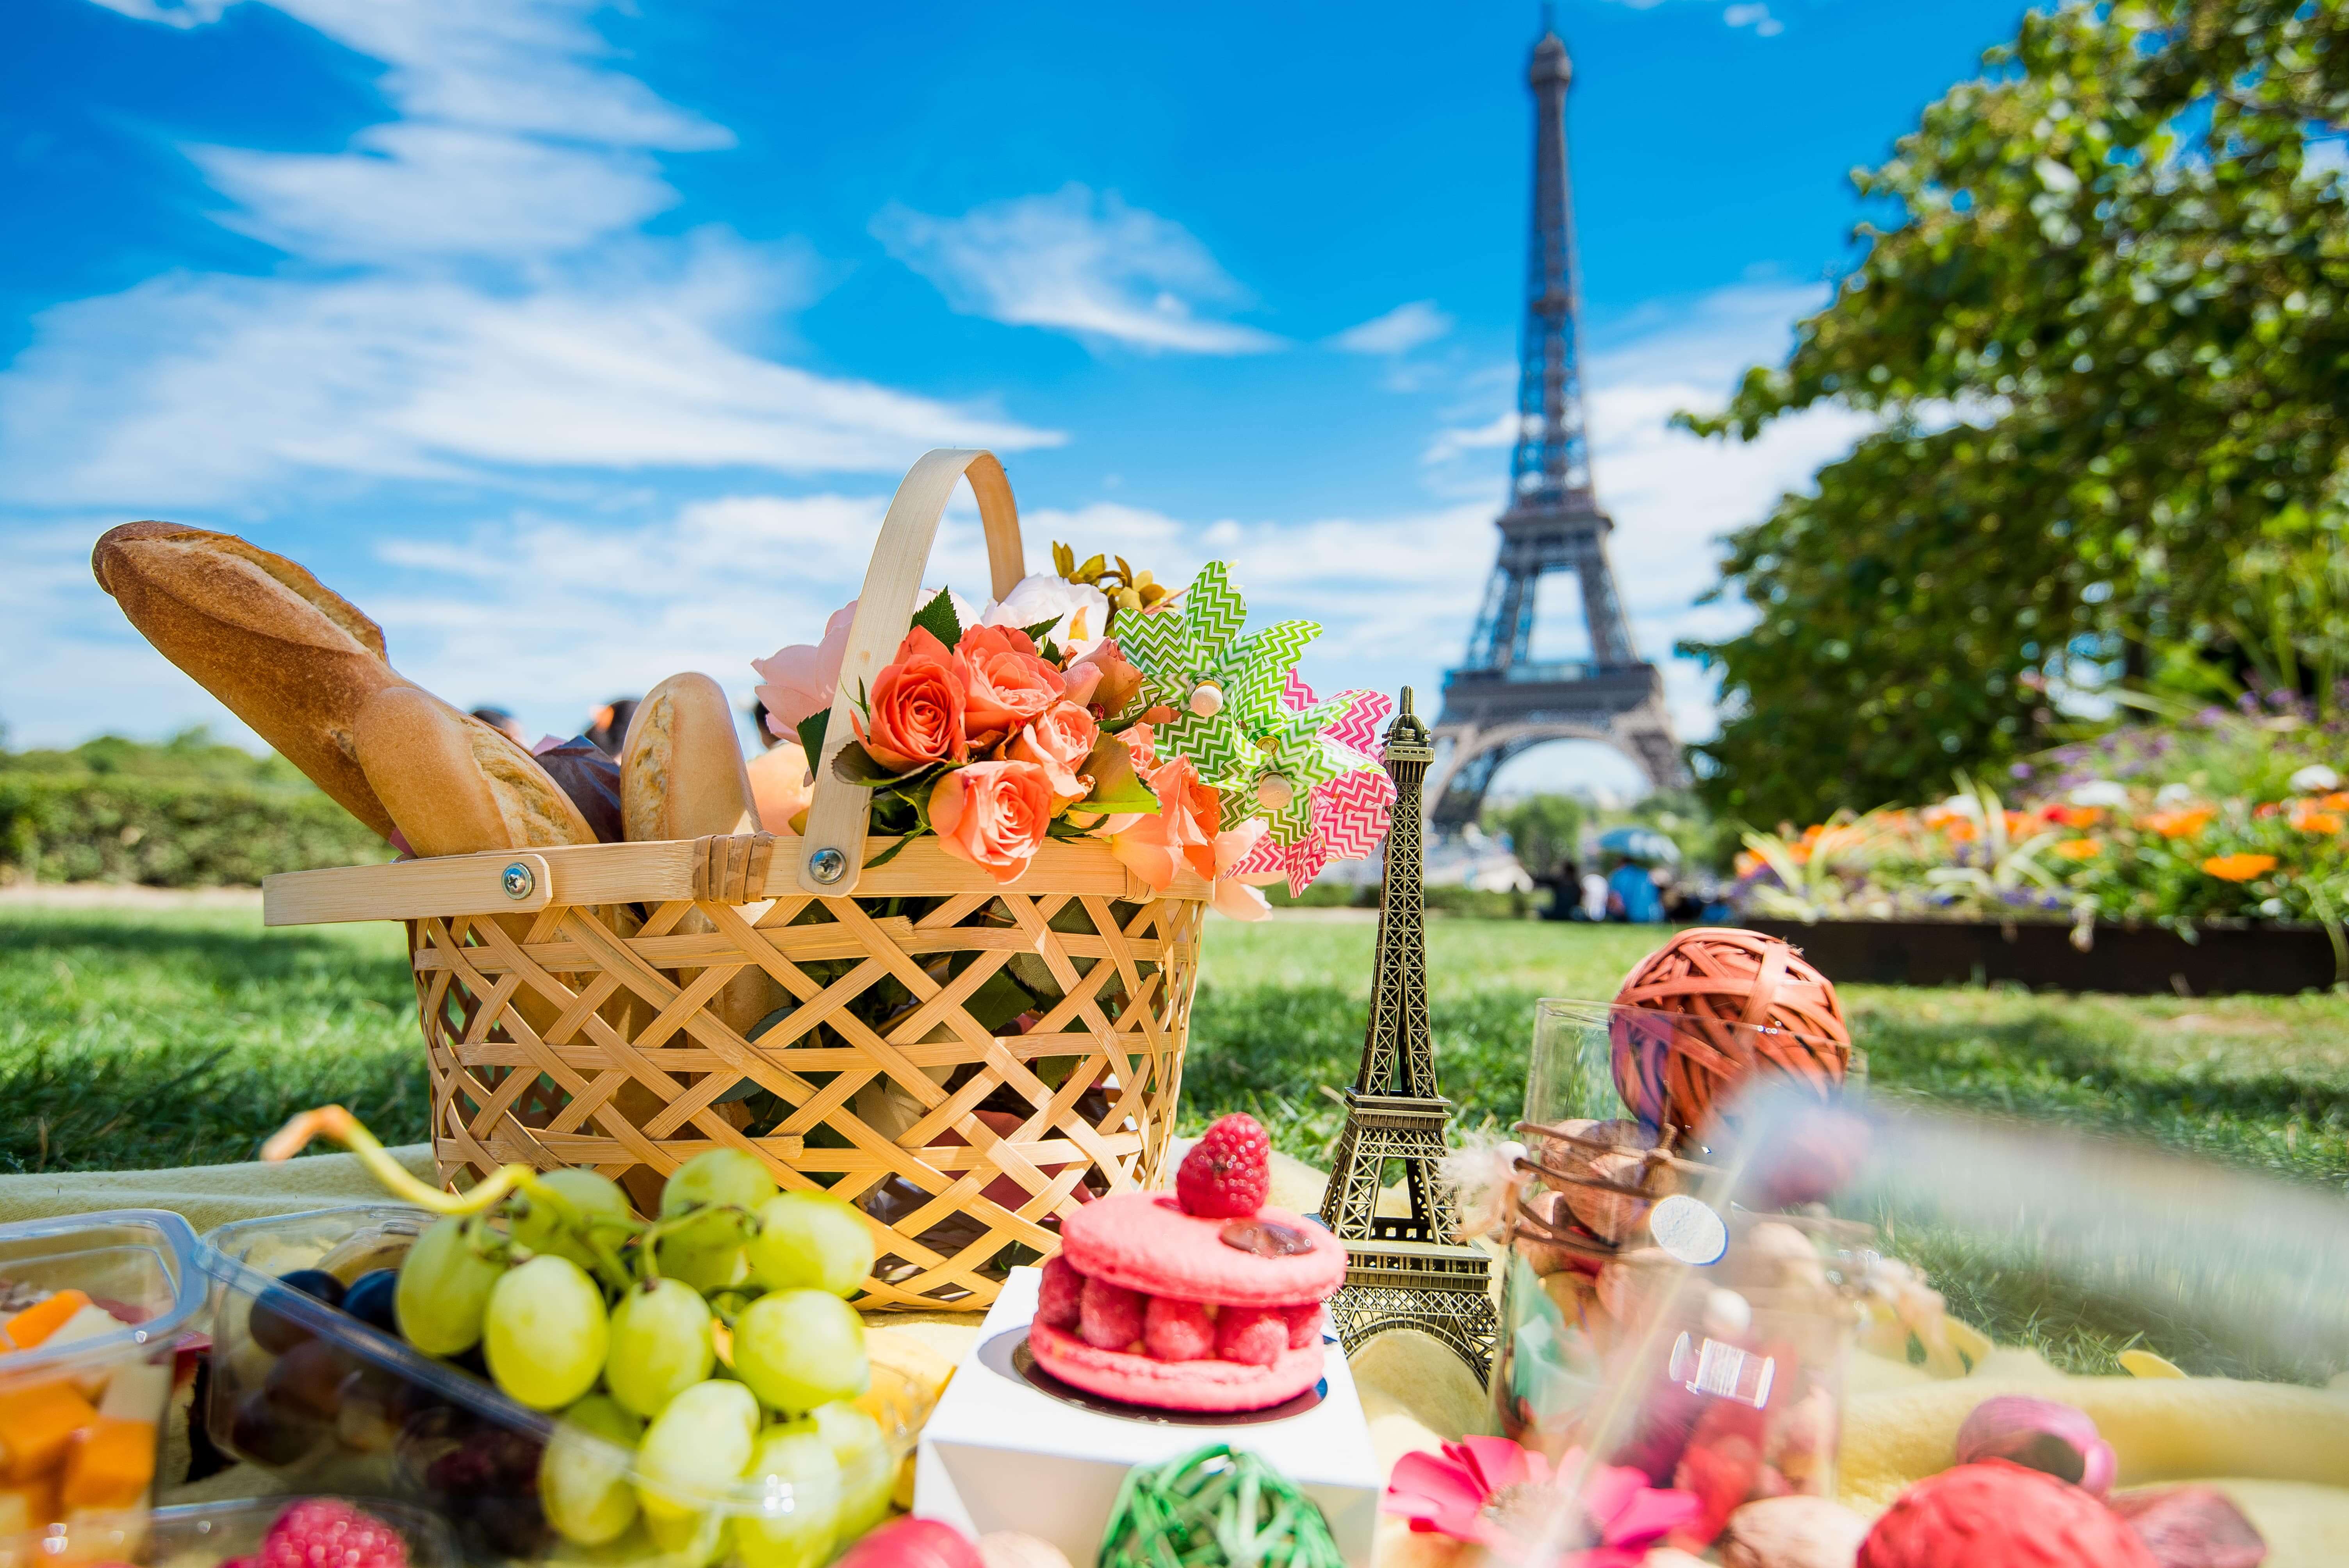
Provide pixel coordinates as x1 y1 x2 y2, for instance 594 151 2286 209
1176 1114 1270 1218
260 1499 410 1568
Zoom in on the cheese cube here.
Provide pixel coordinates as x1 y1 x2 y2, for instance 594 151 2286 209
59 1418 156 1511
0 1380 101 1483
0 1477 59 1535
37 1306 125 1358
2 1292 92 1354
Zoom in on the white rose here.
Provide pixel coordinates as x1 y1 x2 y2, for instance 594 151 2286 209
980 573 1112 652
2290 764 2342 793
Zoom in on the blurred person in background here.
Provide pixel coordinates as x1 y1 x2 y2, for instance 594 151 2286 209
470 706 527 747
1580 862 1609 921
585 698 638 759
1605 853 1665 923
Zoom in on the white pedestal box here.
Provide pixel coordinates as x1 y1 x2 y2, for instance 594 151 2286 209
911 1266 1385 1567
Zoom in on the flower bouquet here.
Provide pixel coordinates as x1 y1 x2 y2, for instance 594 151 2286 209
753 548 1397 919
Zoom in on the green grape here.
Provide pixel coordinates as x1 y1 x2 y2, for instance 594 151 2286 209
746 1192 875 1298
734 1423 842 1568
731 1290 868 1414
656 1148 776 1292
634 1377 759 1526
605 1276 715 1419
484 1254 610 1410
539 1393 643 1545
511 1169 633 1270
395 1216 504 1357
808 1400 893 1540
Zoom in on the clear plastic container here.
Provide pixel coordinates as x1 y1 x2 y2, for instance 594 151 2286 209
197 1205 932 1568
0 1211 208 1548
1 1495 458 1568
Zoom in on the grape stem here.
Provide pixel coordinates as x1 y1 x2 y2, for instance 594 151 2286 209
264 1104 645 1291
629 1205 759 1286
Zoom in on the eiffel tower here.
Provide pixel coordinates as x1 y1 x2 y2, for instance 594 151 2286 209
1319 689 1497 1376
1429 21 1684 827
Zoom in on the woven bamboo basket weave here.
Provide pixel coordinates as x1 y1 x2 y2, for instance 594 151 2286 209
262 450 1211 1309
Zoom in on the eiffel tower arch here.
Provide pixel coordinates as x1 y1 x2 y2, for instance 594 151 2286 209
1431 24 1685 828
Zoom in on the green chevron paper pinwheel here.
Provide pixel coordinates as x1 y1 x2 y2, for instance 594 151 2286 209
1114 561 1324 798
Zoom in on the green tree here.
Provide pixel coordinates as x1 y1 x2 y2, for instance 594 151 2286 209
1484 793 1586 878
1681 0 2349 827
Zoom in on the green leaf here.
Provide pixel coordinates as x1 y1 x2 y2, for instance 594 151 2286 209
795 709 829 761
829 742 908 786
861 831 924 868
910 588 963 649
1078 736 1161 814
1021 617 1060 644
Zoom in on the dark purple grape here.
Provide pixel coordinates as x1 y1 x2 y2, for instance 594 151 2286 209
230 1388 322 1467
342 1269 401 1336
250 1268 344 1353
263 1338 355 1421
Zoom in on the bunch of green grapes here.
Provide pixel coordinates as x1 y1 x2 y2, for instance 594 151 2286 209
388 1149 890 1568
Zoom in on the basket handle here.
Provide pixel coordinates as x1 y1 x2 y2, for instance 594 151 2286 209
797 449 1027 896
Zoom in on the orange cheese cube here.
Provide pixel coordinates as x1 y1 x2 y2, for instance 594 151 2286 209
59 1418 155 1511
2 1292 93 1354
0 1380 101 1483
0 1476 59 1535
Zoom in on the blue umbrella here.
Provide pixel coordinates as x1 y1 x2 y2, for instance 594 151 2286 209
1595 826 1680 865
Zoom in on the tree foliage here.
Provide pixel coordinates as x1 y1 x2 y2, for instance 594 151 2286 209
1682 0 2349 826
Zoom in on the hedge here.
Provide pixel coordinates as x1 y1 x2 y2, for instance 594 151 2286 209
0 775 390 886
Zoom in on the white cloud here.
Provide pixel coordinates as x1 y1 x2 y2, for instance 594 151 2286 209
872 185 1282 355
1724 4 1785 36
1424 410 1519 467
12 0 1061 513
1330 300 1453 355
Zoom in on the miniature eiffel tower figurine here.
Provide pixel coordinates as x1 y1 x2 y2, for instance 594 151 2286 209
1319 688 1497 1377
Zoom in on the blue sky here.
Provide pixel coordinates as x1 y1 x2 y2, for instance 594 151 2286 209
1 0 2025 793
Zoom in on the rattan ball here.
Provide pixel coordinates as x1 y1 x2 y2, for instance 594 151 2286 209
1609 927 1851 1135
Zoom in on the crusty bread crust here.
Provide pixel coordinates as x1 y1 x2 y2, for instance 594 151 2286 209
354 686 594 857
92 521 406 837
621 673 760 840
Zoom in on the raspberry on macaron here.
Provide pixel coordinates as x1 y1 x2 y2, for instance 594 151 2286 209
1177 1113 1272 1218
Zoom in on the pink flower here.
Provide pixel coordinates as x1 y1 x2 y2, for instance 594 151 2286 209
1008 700 1101 807
753 601 857 736
1109 757 1220 891
1210 818 1273 921
1061 639 1146 719
955 623 1066 744
1383 1440 1698 1566
929 759 1054 884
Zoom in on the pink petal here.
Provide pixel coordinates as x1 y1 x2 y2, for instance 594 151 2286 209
1383 1452 1488 1542
1450 1436 1534 1499
1597 1487 1702 1549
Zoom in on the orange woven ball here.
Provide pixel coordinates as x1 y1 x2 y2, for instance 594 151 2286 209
1609 927 1852 1136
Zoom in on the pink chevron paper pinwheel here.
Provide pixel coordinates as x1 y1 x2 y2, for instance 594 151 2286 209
1232 677 1397 895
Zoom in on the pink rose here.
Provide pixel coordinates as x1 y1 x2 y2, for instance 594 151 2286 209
929 759 1054 884
752 600 857 736
1109 757 1221 892
1009 700 1101 807
955 623 1065 744
1062 638 1146 720
855 626 969 772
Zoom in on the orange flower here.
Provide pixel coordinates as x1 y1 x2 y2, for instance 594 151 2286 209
1007 699 1100 807
2046 804 2104 828
954 623 1065 743
2200 853 2278 882
855 627 968 771
2053 837 2102 861
2324 792 2349 812
2140 806 2215 839
2287 800 2344 834
1107 757 1222 891
1733 850 1762 877
929 759 1055 884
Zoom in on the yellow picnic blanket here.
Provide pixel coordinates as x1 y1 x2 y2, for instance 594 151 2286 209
8 1147 2347 1563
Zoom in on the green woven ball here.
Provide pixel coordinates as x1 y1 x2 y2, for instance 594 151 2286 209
1098 1444 1344 1568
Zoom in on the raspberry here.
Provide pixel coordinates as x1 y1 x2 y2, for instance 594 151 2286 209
1215 1305 1286 1367
1077 1276 1146 1351
1176 1114 1270 1218
1036 1254 1086 1330
1280 1302 1323 1349
1143 1297 1214 1361
262 1500 410 1568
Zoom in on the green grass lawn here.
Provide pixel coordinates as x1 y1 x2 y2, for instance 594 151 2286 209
7 902 2349 1375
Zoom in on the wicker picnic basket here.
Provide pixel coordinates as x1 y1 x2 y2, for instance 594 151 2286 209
262 450 1211 1308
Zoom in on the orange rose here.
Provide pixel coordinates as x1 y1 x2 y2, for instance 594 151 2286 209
2200 853 2277 882
855 626 968 772
2053 837 2101 861
1009 700 1101 807
929 759 1054 884
1108 757 1221 891
955 624 1064 743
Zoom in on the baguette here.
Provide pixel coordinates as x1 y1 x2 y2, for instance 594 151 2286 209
621 674 762 841
620 673 783 1048
353 686 595 857
91 521 408 837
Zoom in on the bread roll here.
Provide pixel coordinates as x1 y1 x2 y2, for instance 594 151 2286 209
620 672 782 1048
91 521 408 837
353 686 595 857
621 673 761 841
